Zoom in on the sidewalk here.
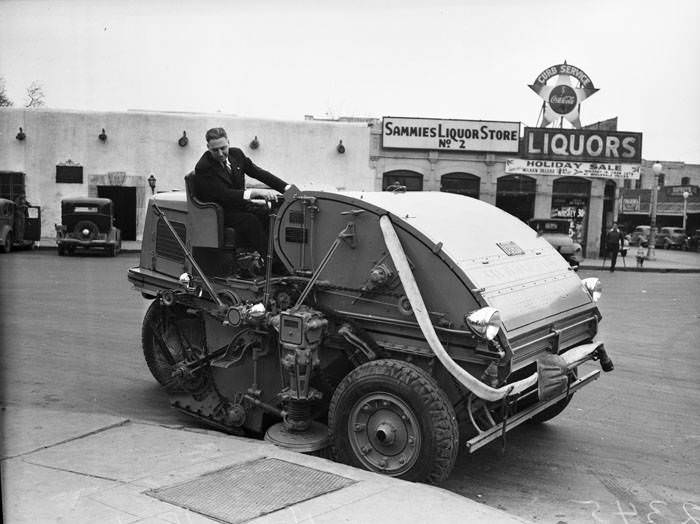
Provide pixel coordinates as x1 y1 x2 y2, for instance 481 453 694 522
1 405 528 524
580 247 700 273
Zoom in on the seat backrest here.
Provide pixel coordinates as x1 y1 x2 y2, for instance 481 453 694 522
184 171 223 248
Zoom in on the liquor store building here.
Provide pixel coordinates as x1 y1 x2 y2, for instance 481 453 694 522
371 117 649 258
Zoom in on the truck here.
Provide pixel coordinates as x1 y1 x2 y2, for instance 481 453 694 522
127 180 613 483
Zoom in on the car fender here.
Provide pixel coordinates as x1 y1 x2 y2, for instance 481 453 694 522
0 223 12 242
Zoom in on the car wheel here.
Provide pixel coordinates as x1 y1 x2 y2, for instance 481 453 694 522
328 359 459 484
664 240 671 250
1 232 12 253
57 245 65 256
141 300 208 392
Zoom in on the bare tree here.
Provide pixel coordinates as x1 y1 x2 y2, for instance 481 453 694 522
25 80 45 108
0 77 13 107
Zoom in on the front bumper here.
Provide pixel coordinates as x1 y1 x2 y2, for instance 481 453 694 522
464 340 612 452
466 367 600 452
57 238 116 248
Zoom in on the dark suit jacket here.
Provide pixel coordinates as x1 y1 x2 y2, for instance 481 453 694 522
605 228 623 249
192 147 287 213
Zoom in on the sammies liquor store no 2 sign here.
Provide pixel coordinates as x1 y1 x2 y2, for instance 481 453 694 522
382 117 520 153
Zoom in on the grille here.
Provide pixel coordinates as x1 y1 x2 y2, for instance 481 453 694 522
156 219 186 262
146 458 354 523
285 227 308 244
511 315 597 366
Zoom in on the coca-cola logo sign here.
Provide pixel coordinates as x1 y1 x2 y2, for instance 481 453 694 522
528 62 598 128
549 85 578 115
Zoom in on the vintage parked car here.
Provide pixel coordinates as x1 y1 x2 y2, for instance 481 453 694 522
687 229 700 252
528 218 583 268
630 225 688 250
655 227 688 250
0 197 41 253
629 225 651 247
55 197 121 256
127 184 613 484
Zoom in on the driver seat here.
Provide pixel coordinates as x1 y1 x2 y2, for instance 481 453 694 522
184 172 236 249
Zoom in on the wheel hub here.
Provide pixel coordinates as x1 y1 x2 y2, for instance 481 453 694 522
348 393 420 475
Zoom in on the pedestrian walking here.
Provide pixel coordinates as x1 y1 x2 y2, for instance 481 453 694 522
605 222 624 272
635 239 646 268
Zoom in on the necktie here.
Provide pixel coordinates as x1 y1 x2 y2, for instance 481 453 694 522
223 158 232 174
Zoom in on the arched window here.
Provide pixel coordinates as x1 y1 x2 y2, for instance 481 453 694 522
682 176 690 186
382 170 423 191
495 175 536 222
440 173 480 199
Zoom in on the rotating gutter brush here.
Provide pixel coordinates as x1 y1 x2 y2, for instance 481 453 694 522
265 307 329 452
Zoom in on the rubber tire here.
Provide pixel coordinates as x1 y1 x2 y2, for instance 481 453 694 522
2 232 12 253
530 368 578 423
58 245 65 256
141 300 185 391
328 359 459 484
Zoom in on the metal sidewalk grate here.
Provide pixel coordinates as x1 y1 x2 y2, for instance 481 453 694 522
146 457 355 523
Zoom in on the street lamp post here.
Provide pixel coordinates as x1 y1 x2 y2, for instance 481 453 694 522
647 162 663 260
682 190 689 231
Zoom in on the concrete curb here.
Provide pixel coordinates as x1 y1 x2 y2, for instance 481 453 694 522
1 406 530 524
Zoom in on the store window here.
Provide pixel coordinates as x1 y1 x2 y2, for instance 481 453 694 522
496 174 536 222
552 176 591 252
440 173 480 199
681 176 690 186
382 170 423 191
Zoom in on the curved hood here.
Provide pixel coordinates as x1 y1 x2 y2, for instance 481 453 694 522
341 191 593 330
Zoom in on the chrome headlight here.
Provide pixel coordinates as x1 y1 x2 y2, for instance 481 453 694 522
581 277 602 302
465 307 501 340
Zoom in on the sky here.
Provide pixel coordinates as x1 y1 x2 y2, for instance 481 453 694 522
1 0 699 163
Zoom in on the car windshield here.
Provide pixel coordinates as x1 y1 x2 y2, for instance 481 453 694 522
72 206 99 213
669 228 684 234
534 221 569 234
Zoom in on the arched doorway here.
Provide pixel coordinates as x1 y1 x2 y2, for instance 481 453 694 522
551 176 591 253
496 174 536 222
382 170 423 191
440 173 480 199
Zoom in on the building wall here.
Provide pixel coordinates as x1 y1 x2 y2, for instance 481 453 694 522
0 108 374 240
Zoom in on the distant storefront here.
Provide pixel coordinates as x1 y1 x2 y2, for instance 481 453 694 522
372 117 645 258
618 184 700 233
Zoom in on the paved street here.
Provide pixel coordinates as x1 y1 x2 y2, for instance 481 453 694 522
1 251 699 523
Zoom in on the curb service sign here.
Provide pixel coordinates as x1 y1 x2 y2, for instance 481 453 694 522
382 117 520 153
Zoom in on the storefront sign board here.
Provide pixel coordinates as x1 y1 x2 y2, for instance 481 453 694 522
505 158 640 179
522 127 643 163
382 117 520 153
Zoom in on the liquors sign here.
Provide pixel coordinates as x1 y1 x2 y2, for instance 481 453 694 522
523 128 643 163
382 117 520 153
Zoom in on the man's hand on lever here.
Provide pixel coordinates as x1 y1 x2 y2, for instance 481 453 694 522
248 188 281 202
